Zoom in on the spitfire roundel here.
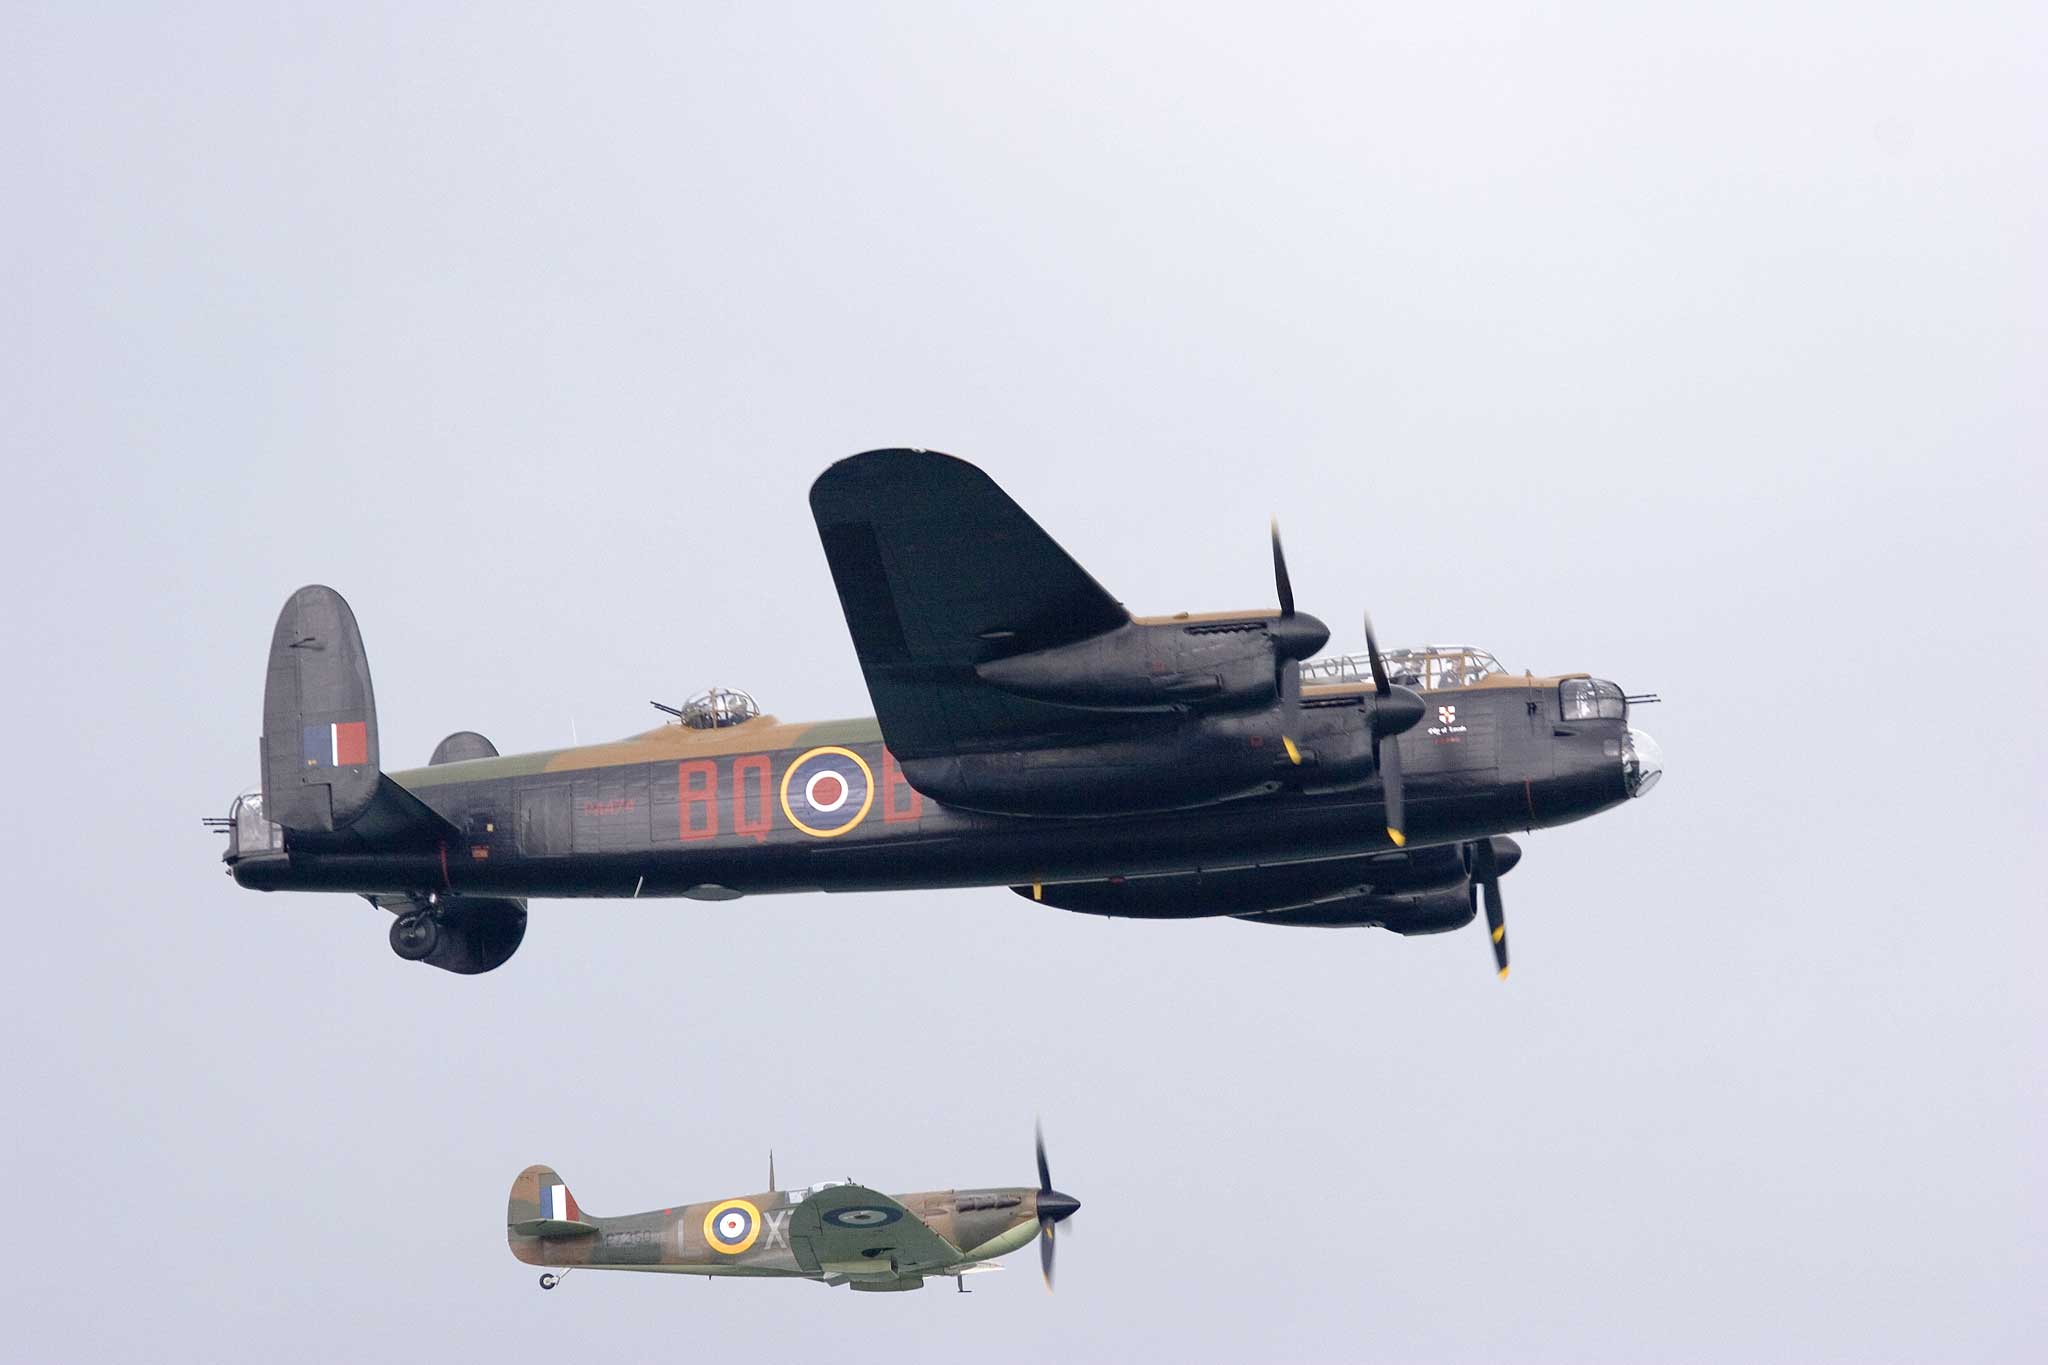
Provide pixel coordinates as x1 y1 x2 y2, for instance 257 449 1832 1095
822 1205 903 1229
779 746 875 838
704 1198 762 1254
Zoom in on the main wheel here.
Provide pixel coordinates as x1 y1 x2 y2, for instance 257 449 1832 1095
539 1273 558 1290
390 911 440 961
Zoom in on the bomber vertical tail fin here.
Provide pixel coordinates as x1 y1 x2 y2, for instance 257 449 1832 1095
258 585 456 851
261 585 382 833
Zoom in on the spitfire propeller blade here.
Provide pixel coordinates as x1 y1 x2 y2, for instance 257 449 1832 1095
1473 836 1508 980
1033 1120 1080 1291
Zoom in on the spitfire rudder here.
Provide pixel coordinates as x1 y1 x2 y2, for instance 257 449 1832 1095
507 1164 599 1242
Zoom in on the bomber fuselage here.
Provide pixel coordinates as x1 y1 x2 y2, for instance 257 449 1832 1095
228 672 1651 903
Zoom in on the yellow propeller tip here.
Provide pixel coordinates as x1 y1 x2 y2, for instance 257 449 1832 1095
1282 736 1302 765
1492 926 1505 943
1497 966 1511 981
1031 881 1043 901
1387 828 1406 847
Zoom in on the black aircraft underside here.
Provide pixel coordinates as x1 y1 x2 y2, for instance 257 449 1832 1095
216 449 1661 975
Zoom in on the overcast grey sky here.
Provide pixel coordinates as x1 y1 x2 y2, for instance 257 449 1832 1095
3 3 2041 1360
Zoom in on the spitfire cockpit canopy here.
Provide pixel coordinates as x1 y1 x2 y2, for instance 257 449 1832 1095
666 687 760 729
785 1179 851 1204
1300 645 1507 691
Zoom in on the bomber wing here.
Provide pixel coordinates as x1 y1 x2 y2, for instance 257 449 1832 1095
787 1183 961 1278
810 448 1146 759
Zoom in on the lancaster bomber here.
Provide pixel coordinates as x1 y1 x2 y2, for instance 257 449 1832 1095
211 449 1662 977
508 1128 1079 1294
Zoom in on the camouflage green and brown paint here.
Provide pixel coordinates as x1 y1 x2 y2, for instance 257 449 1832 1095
506 1164 1054 1293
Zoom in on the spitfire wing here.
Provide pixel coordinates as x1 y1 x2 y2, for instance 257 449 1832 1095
788 1183 961 1276
810 449 1133 760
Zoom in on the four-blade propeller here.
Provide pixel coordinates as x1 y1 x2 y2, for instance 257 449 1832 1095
1034 1121 1080 1291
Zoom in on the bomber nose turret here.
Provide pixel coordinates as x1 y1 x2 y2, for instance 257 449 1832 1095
1623 728 1663 797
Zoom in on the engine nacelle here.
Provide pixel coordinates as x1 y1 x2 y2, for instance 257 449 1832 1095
907 695 1383 817
973 615 1328 713
1246 886 1477 934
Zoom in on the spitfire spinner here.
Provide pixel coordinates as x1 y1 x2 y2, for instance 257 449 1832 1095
210 449 1662 978
509 1128 1080 1294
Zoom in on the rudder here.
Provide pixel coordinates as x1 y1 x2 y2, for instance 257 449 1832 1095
508 1164 599 1243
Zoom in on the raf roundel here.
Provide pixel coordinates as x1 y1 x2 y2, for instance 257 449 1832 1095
704 1198 762 1254
822 1205 903 1229
779 746 875 838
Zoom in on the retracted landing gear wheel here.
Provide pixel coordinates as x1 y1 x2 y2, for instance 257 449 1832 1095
390 911 440 961
539 1273 558 1290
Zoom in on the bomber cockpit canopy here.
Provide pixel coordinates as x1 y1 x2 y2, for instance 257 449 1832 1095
1300 644 1507 691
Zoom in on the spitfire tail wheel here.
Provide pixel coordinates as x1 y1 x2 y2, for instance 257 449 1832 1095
538 1273 558 1290
390 911 439 961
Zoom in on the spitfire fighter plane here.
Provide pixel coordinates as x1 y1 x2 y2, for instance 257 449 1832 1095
211 449 1662 977
508 1130 1080 1294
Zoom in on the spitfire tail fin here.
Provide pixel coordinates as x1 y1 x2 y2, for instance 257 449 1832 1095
508 1164 600 1243
260 585 382 834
